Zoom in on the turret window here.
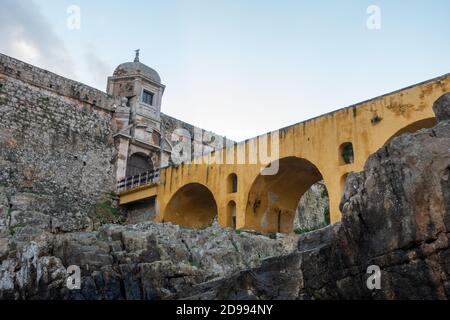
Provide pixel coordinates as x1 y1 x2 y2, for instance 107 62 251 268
142 89 154 106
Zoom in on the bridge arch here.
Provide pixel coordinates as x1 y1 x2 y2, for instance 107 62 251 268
163 183 218 228
245 156 329 234
384 117 437 146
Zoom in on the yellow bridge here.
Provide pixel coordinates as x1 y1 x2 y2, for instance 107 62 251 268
119 73 449 233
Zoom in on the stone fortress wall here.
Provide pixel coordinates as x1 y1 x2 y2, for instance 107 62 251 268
160 113 234 165
0 53 118 235
0 54 121 114
0 53 229 233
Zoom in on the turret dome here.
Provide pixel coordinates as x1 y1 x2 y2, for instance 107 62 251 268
113 50 161 83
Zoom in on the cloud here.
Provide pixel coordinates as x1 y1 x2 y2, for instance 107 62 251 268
84 44 112 91
0 0 76 78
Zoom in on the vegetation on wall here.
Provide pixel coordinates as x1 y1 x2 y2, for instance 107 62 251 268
294 220 327 235
92 198 122 225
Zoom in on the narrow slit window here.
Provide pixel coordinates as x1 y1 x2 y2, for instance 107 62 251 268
340 142 354 165
227 173 238 193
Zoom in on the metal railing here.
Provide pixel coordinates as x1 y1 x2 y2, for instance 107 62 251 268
117 169 160 193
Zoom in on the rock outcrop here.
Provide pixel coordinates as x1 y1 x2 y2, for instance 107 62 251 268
0 220 295 299
433 93 450 122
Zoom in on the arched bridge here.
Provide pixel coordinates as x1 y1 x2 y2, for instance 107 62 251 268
118 73 449 233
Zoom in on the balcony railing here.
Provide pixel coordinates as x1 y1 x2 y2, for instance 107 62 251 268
117 169 160 193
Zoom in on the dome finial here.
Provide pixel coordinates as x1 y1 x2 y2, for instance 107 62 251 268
134 49 140 63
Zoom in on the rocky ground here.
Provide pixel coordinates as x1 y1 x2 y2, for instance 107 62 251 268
0 219 297 299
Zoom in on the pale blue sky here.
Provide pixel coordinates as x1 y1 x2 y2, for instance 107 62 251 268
1 0 450 141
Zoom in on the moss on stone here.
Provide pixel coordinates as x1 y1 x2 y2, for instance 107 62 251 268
0 96 8 105
321 187 329 199
323 206 330 225
294 221 328 235
230 237 239 252
189 259 202 269
38 96 50 106
109 191 118 198
93 199 121 225
268 233 277 239
6 208 13 219
9 224 26 236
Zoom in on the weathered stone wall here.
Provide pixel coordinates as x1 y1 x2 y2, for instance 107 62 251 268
124 199 156 224
0 54 121 113
0 55 119 237
161 113 234 164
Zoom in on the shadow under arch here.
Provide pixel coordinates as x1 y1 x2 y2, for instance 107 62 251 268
384 117 437 146
164 183 218 228
245 156 328 234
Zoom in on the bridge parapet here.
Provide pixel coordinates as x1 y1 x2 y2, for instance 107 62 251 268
117 169 160 194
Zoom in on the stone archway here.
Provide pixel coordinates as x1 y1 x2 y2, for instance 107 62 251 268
245 157 328 234
163 183 218 228
384 117 437 146
126 152 153 177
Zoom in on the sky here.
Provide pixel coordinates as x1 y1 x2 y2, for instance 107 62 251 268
1 0 450 142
